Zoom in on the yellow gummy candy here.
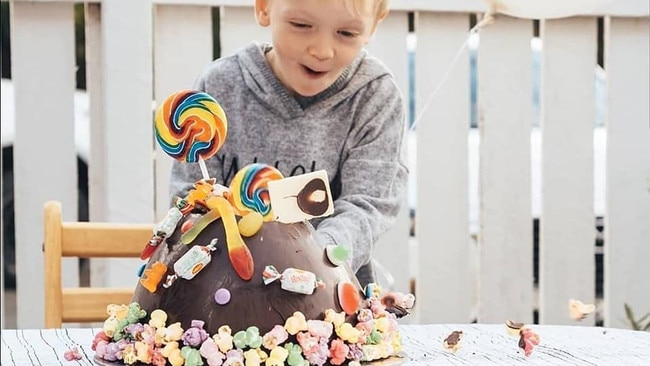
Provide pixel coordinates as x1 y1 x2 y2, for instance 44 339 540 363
238 212 264 237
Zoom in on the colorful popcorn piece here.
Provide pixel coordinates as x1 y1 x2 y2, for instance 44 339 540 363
284 312 309 336
569 299 596 321
505 319 525 337
443 330 463 352
518 328 540 357
63 347 83 361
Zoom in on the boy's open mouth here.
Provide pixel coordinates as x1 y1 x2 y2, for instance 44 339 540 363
303 65 326 77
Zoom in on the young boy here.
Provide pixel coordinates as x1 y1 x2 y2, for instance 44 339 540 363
170 0 408 287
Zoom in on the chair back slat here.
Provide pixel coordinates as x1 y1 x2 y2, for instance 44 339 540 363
44 201 154 328
61 223 152 257
61 288 135 323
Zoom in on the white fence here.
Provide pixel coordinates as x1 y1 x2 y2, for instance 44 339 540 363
2 0 649 330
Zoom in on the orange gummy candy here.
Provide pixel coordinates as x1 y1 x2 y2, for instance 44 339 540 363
140 261 168 293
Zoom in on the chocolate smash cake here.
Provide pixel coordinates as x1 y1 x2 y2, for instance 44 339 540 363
91 90 415 365
92 167 415 366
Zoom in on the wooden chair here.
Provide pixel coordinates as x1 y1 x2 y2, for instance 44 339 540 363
43 200 154 328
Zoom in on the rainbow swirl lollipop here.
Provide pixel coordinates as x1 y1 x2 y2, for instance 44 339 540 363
154 90 227 164
229 163 284 221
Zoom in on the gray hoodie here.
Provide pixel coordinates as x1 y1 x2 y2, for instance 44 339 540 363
170 42 408 286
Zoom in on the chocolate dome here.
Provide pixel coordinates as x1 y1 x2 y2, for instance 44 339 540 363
132 213 360 335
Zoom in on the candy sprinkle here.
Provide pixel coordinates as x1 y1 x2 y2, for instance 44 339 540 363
214 288 231 305
326 244 350 266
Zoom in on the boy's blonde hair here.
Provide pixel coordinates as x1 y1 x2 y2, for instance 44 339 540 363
347 0 389 21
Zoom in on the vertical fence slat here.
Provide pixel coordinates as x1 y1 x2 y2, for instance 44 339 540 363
11 2 77 328
85 3 110 288
478 16 534 323
604 16 650 329
539 17 597 325
220 6 269 57
414 12 472 323
364 11 412 298
153 5 213 220
98 0 154 287
86 3 105 223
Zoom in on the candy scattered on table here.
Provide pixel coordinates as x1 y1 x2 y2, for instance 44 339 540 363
228 163 284 221
569 298 595 321
443 330 463 352
518 328 540 357
63 346 83 361
505 319 524 337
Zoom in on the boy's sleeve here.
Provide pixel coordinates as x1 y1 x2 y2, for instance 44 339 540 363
169 160 202 203
313 76 409 272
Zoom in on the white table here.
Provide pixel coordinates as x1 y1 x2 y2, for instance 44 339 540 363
2 324 649 365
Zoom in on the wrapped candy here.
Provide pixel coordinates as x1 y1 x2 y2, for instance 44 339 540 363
262 265 324 295
163 239 218 288
140 207 182 260
155 207 183 237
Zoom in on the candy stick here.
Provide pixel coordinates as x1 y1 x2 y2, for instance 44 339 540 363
199 157 210 181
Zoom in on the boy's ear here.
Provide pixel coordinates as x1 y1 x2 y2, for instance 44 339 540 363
255 0 271 27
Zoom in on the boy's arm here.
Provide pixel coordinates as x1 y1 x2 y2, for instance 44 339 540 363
314 77 409 272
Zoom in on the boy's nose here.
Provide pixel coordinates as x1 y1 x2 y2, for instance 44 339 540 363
308 42 334 61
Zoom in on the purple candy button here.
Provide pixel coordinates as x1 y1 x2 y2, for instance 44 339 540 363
214 288 231 305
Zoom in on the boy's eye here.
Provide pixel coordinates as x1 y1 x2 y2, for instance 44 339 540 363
290 21 311 29
338 30 358 38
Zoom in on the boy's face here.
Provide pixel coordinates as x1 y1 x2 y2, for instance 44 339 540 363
255 0 382 97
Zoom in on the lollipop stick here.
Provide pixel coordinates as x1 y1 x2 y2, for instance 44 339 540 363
199 157 210 181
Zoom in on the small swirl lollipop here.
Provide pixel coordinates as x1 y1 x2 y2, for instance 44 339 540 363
229 163 284 221
154 90 227 179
